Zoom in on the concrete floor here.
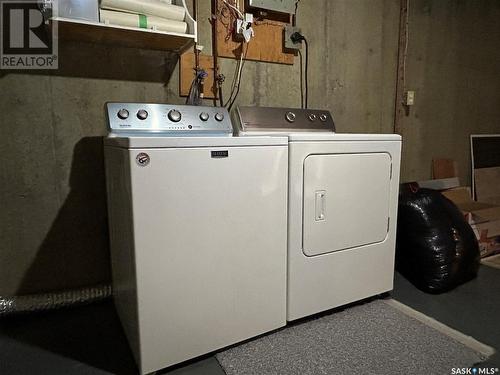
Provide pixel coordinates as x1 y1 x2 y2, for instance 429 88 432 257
0 266 498 374
392 266 500 369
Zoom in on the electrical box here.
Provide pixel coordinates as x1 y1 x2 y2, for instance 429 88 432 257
284 25 301 50
248 0 296 14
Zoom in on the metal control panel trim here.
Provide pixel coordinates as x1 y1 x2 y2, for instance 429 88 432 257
234 106 335 135
107 103 233 136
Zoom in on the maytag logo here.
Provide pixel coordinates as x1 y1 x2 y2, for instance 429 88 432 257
1 0 58 69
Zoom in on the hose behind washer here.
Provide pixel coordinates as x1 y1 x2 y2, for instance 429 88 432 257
0 284 112 317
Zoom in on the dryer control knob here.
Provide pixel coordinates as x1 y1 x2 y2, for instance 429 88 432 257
285 111 296 123
319 114 328 122
117 109 129 119
137 109 148 120
308 114 317 121
168 109 182 122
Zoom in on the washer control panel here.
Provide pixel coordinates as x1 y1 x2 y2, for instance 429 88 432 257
235 106 335 134
107 103 233 136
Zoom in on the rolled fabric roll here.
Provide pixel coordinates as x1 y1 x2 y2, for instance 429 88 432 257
100 9 188 34
100 0 185 21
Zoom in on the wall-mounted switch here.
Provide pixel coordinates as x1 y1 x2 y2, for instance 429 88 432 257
405 90 415 106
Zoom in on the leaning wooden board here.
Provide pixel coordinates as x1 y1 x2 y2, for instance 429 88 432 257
475 167 500 205
214 0 294 65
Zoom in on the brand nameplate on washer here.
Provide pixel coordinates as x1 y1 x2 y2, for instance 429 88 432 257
211 150 229 158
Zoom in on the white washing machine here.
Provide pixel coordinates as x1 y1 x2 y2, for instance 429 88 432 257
104 103 288 374
235 106 402 321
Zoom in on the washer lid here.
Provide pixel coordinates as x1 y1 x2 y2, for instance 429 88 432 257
289 133 402 142
104 136 289 148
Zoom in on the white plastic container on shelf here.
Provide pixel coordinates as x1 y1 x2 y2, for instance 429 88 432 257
49 0 197 53
58 0 99 22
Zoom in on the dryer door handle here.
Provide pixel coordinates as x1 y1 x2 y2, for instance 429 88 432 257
315 190 326 221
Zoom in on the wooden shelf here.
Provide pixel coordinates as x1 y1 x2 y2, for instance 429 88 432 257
49 17 196 53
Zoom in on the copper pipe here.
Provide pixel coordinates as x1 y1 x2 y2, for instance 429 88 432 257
212 0 220 106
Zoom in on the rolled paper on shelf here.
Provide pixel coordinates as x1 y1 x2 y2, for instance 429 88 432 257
100 0 185 21
99 9 188 33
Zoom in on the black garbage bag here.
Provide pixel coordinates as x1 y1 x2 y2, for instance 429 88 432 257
396 184 480 294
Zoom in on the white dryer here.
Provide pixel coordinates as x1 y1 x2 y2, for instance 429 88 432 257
235 106 402 321
104 103 288 374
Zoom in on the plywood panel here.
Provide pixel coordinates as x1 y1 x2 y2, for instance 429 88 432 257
179 52 217 98
214 0 294 65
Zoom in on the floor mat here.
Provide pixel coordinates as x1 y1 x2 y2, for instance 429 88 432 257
216 299 493 375
481 254 500 269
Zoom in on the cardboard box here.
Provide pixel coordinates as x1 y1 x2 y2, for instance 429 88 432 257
417 177 460 190
442 187 500 258
474 166 500 205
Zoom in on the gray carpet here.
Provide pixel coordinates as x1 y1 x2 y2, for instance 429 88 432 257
216 299 490 375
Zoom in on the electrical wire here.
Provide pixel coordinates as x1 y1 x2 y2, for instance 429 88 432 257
222 0 243 19
212 0 221 106
402 0 410 91
227 45 248 111
292 0 307 108
224 46 243 106
216 0 248 110
298 49 304 109
225 42 249 110
303 36 309 109
218 0 240 41
293 0 301 26
295 32 309 109
218 85 224 106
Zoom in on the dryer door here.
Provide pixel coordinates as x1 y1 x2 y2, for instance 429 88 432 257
303 153 392 256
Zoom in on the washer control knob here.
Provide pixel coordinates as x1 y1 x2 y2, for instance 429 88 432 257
137 109 148 120
168 109 182 122
308 113 317 121
285 111 296 123
117 109 129 119
199 112 209 121
319 114 328 122
214 112 224 122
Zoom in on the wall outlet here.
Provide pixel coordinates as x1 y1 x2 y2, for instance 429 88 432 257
284 25 302 50
236 18 254 42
